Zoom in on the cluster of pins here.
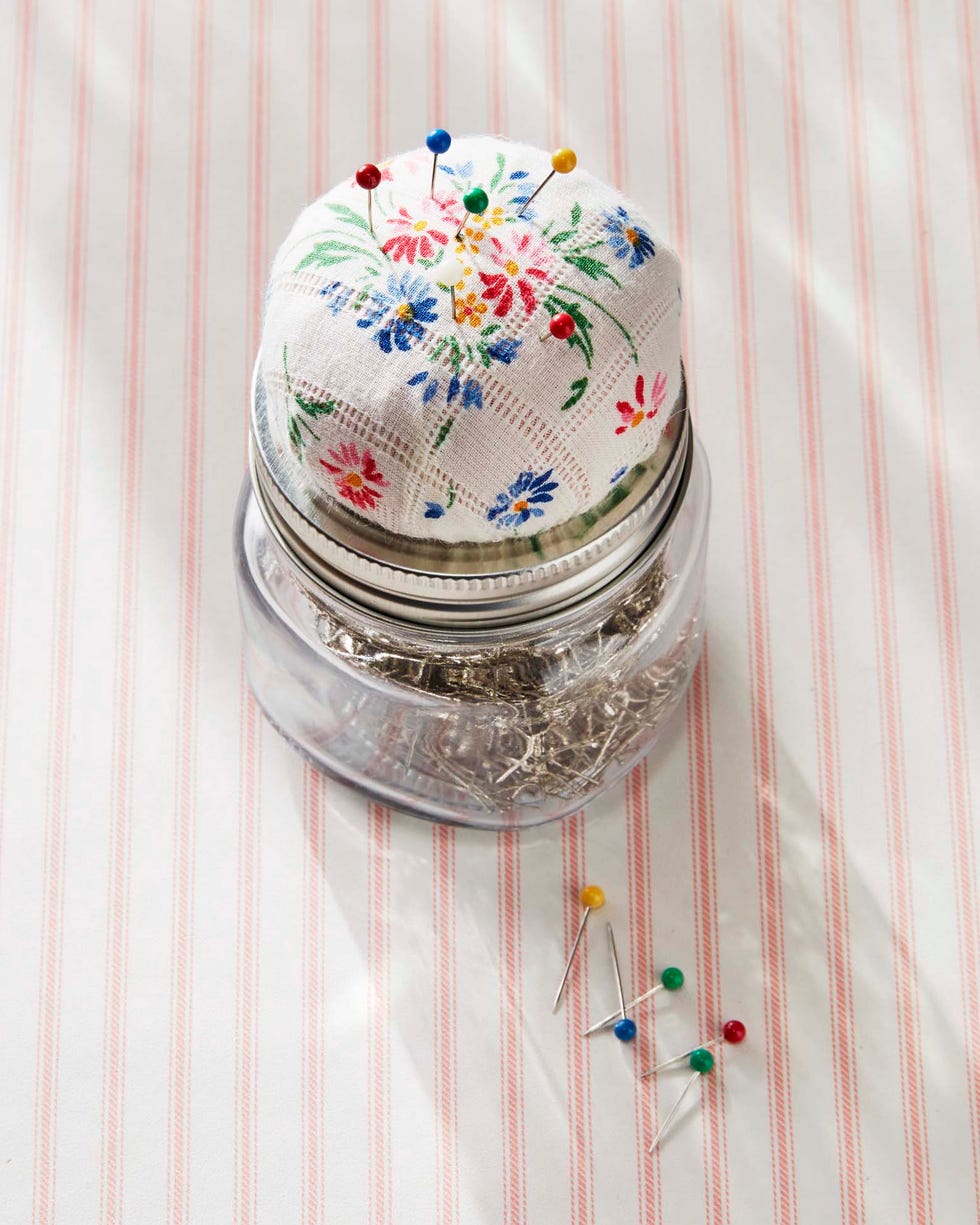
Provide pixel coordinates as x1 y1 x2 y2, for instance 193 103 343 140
355 132 580 343
553 884 745 1152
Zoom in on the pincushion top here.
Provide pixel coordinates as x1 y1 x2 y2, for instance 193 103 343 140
259 135 682 545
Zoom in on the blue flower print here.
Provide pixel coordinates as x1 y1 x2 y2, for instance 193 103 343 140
319 279 353 315
484 336 521 364
407 371 483 409
487 469 559 529
602 206 656 269
357 272 438 353
424 501 445 519
610 465 628 485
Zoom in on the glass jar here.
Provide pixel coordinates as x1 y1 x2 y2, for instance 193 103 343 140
234 370 710 828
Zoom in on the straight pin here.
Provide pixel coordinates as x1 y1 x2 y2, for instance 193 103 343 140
583 966 684 1037
606 924 636 1042
356 163 382 235
552 885 605 1013
540 311 576 343
455 186 489 241
641 1018 746 1078
517 147 577 217
648 1051 714 1153
426 128 452 197
436 256 466 323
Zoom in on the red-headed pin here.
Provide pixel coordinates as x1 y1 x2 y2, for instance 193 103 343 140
641 1018 746 1078
552 885 605 1013
356 162 382 235
540 311 576 343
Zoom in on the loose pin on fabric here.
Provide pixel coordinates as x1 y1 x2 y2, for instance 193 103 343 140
552 885 605 1013
641 1018 746 1078
355 163 382 235
540 312 576 343
583 966 684 1037
426 128 452 197
518 147 577 216
649 1048 715 1153
606 923 636 1042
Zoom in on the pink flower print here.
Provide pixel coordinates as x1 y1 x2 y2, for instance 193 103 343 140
478 231 553 318
615 372 666 435
319 443 388 511
381 198 454 264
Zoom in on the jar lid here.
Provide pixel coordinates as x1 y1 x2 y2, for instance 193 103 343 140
250 359 692 627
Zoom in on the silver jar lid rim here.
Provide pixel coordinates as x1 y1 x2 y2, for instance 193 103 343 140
249 358 692 627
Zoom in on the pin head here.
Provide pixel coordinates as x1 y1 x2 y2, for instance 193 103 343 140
689 1047 714 1074
613 1017 637 1042
579 885 605 909
426 128 452 155
551 147 577 174
660 966 684 991
437 257 466 287
355 163 382 190
462 187 489 215
549 312 576 340
723 1019 746 1044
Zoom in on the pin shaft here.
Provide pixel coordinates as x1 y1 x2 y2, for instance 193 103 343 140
552 906 591 1013
606 924 627 1020
649 1070 701 1153
517 169 555 217
583 981 663 1037
641 1036 720 1078
454 211 470 241
367 191 374 236
430 155 438 198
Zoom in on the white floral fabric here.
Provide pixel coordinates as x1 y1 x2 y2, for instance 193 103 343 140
260 135 682 543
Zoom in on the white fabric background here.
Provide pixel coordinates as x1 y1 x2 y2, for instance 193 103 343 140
0 2 978 1224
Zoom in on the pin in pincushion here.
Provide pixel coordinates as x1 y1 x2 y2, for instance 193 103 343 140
259 135 682 546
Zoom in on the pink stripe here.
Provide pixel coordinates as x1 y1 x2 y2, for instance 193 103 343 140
838 4 934 1223
624 766 661 1222
0 0 37 887
496 830 526 1225
603 0 626 190
487 0 505 133
720 3 798 1221
899 0 971 1215
956 0 980 1199
32 1 95 1220
370 0 387 155
545 0 562 150
302 768 325 1225
308 0 330 199
781 3 867 1222
432 825 459 1225
167 2 212 1221
97 0 154 1220
367 805 391 1225
430 0 444 124
233 0 269 1218
560 816 594 1225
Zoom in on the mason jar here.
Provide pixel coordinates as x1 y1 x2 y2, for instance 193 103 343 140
234 366 710 829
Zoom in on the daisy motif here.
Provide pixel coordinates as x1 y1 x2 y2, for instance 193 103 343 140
356 272 438 353
603 205 656 268
487 468 559 529
381 199 455 263
319 443 388 511
479 231 554 318
615 372 667 434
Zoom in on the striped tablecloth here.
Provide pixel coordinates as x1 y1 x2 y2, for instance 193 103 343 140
1 2 977 1222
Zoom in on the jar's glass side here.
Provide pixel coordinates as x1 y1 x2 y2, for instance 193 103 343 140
234 439 711 828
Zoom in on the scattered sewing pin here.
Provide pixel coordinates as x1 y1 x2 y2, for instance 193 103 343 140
541 311 576 343
455 186 489 241
642 1017 746 1077
426 128 452 197
518 147 577 217
552 885 605 1013
355 163 382 235
583 966 684 1037
649 1048 714 1153
606 924 636 1042
437 256 466 321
